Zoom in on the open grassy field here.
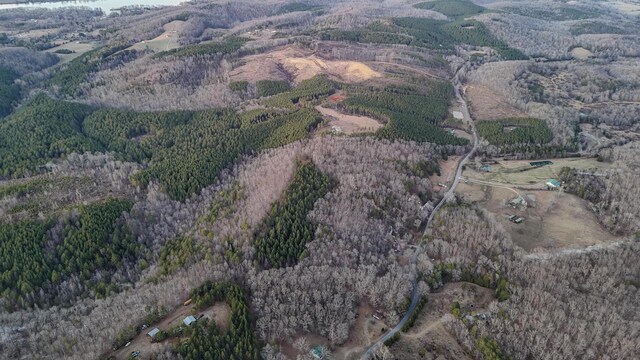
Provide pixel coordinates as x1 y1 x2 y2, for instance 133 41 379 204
463 157 612 187
128 20 184 52
46 41 96 63
455 183 620 251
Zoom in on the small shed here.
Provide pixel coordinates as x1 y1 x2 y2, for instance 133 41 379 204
479 165 492 172
147 327 160 338
183 315 197 326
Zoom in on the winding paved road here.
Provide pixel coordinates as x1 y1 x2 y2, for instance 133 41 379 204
361 73 478 359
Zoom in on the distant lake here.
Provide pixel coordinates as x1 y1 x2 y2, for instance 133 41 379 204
0 0 186 13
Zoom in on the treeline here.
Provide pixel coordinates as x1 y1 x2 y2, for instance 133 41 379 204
569 22 627 36
503 5 598 21
319 17 526 60
276 2 324 15
153 37 248 59
0 67 20 117
339 82 469 145
177 281 259 360
254 161 335 269
413 0 485 18
0 198 134 309
477 118 552 146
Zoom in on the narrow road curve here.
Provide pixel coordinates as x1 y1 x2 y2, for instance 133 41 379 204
361 71 478 359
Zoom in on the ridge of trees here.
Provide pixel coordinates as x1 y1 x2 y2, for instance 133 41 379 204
319 17 526 60
502 5 598 21
276 2 324 15
413 0 485 18
254 160 335 269
152 37 248 59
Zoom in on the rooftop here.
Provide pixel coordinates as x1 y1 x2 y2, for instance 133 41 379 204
147 327 160 338
546 179 561 187
183 315 197 326
311 345 325 359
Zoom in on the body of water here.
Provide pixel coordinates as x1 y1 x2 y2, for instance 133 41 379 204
0 0 185 13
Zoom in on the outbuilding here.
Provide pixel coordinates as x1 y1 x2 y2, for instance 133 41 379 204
183 315 197 326
147 327 160 338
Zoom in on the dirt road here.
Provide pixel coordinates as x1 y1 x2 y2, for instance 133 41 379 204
361 68 478 359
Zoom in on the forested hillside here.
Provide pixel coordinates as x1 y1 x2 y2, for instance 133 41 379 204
0 68 20 117
0 198 134 309
321 17 526 60
0 1 638 359
340 81 469 145
0 95 100 178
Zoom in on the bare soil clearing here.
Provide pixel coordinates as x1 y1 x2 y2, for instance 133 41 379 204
315 106 383 134
571 47 594 60
431 156 460 193
229 46 381 84
389 283 493 360
466 84 527 120
111 301 230 360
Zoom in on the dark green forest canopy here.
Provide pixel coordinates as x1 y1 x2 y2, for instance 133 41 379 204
254 161 335 269
262 75 336 109
0 198 134 309
256 79 291 98
340 81 469 145
178 281 259 360
477 118 553 146
152 37 248 59
413 0 486 18
0 89 323 201
0 95 101 178
0 67 20 117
